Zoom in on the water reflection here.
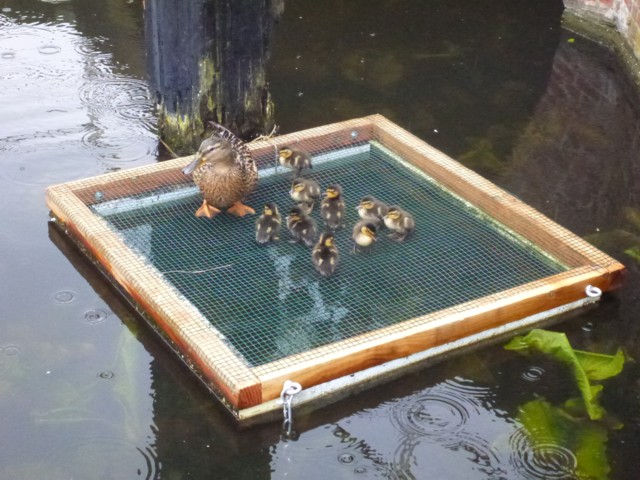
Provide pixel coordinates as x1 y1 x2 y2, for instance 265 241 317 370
0 2 160 478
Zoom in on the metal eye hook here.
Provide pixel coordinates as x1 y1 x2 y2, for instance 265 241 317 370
280 380 302 439
585 285 602 298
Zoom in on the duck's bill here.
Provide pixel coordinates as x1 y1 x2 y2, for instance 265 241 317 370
182 156 200 175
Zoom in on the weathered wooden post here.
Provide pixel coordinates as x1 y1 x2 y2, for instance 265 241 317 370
144 0 280 154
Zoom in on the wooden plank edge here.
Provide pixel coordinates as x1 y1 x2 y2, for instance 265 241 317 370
248 116 376 161
46 187 261 410
255 266 618 401
368 114 619 269
62 116 376 204
238 295 601 427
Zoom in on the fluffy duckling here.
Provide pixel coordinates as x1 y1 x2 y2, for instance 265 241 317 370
255 203 281 244
290 177 321 212
286 206 317 247
278 146 312 175
384 206 415 242
351 220 378 253
320 184 346 230
356 196 389 226
312 232 340 277
182 123 257 218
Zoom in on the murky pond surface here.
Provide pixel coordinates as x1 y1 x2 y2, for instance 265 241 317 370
2 0 640 478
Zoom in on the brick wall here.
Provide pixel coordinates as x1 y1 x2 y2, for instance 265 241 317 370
564 0 640 58
505 30 640 237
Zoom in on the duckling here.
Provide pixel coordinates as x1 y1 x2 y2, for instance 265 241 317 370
351 220 378 253
255 203 281 244
356 195 389 226
384 206 415 242
278 146 312 175
320 184 346 230
312 232 340 277
290 177 321 212
182 123 257 218
286 206 317 247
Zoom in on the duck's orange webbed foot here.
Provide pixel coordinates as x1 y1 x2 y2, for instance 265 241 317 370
226 201 255 217
195 200 221 218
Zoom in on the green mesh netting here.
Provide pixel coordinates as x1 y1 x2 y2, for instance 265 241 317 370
94 142 566 367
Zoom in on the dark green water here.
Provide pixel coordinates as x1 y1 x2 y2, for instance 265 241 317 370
2 0 640 478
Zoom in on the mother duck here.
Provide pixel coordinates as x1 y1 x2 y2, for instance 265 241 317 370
182 123 258 218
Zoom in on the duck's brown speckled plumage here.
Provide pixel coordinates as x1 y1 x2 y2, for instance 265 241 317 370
183 123 258 217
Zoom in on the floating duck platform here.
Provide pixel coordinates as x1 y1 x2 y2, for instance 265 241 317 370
46 115 625 426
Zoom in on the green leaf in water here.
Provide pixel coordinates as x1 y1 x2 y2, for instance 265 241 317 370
574 348 625 381
518 399 611 480
504 329 626 420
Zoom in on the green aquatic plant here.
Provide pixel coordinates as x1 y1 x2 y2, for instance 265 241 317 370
517 399 611 480
505 329 627 479
624 245 640 262
504 329 626 420
458 137 504 175
584 206 640 264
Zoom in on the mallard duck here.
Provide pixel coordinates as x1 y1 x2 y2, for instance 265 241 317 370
356 195 388 226
286 206 317 247
290 177 321 212
312 232 339 276
278 146 312 175
320 184 346 230
255 203 281 244
351 220 377 253
182 123 258 218
384 205 415 242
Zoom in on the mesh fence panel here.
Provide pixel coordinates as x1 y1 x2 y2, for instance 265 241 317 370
93 139 566 367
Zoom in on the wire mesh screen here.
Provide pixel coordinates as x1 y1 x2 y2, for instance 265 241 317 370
91 140 567 367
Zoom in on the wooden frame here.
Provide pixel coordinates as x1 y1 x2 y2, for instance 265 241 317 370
46 115 625 421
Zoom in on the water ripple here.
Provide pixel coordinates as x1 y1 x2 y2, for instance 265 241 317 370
81 129 157 165
47 436 159 480
1 344 22 357
38 44 61 55
83 309 108 324
78 78 156 132
0 18 157 176
391 391 469 437
509 426 577 479
53 289 76 304
390 379 486 438
388 380 506 477
272 424 391 478
521 365 546 382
